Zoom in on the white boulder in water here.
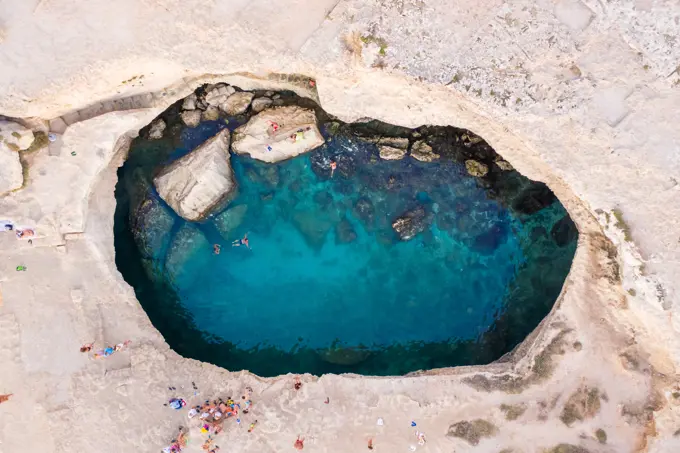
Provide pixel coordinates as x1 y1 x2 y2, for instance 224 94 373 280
154 129 236 221
231 106 324 163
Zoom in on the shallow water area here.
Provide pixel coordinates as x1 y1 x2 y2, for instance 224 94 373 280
114 91 576 376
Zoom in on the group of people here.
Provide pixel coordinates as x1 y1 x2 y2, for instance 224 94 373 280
2 220 36 243
163 387 256 452
79 340 132 359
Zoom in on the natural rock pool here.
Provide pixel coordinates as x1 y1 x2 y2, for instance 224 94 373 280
114 84 577 376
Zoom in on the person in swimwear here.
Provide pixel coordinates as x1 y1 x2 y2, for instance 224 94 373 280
232 234 250 249
213 244 221 255
330 160 337 178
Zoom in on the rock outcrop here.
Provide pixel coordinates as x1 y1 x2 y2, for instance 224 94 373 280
0 145 22 194
465 159 489 177
0 120 35 193
203 84 253 115
223 92 254 115
0 120 35 150
180 110 201 127
149 118 166 139
251 97 273 113
392 205 430 240
202 106 220 121
232 106 324 163
379 145 407 160
204 83 235 110
411 140 439 162
154 129 236 221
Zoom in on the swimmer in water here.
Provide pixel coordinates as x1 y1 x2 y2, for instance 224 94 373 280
213 244 221 255
232 234 250 249
330 161 337 178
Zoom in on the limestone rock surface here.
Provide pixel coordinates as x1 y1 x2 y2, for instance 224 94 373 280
465 159 489 177
180 110 201 127
392 205 431 241
0 120 34 194
377 137 409 149
0 144 22 194
149 118 166 139
204 83 236 111
251 97 273 113
379 145 406 160
0 120 35 150
223 92 254 115
202 106 220 121
154 129 236 221
411 140 438 162
182 93 198 111
232 106 324 163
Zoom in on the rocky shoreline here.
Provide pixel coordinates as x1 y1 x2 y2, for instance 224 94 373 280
0 67 676 452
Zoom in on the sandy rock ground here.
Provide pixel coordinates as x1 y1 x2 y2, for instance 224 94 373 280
1 1 679 452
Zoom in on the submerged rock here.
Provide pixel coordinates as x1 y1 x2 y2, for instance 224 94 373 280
165 223 209 281
291 210 334 250
392 206 430 241
214 204 248 240
379 145 407 160
353 197 375 228
154 129 236 221
251 97 273 113
181 110 202 127
551 215 578 246
319 346 370 365
232 106 324 163
335 216 357 244
512 183 556 215
149 118 166 139
411 140 439 162
131 194 175 259
465 159 489 177
472 223 508 254
223 91 254 115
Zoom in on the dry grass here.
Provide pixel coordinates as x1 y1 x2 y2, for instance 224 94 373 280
447 419 498 445
500 403 527 421
560 386 601 426
343 32 363 59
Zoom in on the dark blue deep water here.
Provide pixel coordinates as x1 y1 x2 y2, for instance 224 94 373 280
114 92 577 376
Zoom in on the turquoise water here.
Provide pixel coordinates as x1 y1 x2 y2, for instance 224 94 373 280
114 97 576 376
